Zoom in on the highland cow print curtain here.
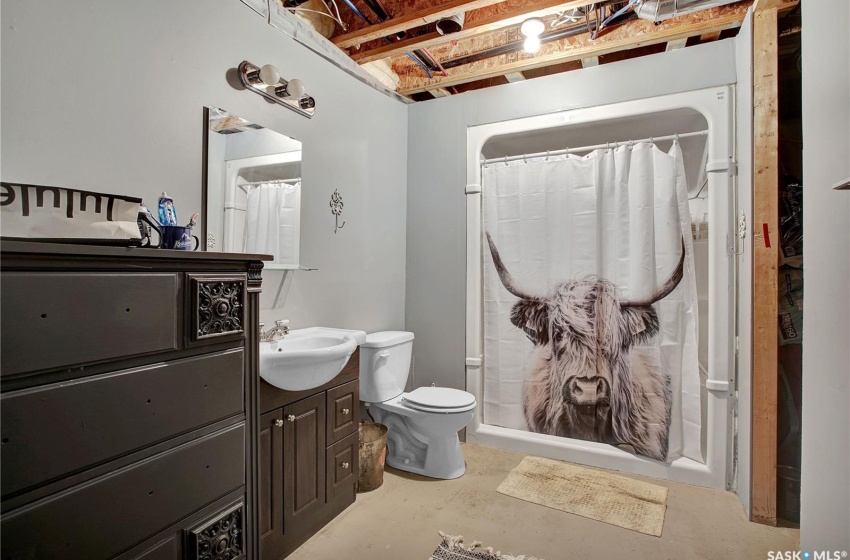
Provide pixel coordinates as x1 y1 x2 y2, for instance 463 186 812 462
482 142 702 463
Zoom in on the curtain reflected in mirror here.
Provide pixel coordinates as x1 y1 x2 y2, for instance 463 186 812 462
204 107 302 269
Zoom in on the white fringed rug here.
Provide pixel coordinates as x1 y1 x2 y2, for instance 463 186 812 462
496 456 668 536
429 532 543 560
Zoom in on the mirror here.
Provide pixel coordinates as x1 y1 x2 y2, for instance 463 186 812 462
204 106 302 269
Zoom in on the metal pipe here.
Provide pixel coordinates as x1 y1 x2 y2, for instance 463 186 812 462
481 130 708 166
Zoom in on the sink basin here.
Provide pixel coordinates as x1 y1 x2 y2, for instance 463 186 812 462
259 327 366 391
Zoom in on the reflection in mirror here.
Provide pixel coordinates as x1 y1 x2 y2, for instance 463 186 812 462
204 107 302 269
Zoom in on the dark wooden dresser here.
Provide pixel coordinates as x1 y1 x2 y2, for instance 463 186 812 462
0 241 267 560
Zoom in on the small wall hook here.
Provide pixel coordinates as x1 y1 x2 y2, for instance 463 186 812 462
330 189 346 234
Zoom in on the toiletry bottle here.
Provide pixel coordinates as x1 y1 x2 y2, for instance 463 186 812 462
157 192 178 226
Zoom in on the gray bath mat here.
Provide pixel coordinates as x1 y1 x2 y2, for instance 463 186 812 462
496 456 668 536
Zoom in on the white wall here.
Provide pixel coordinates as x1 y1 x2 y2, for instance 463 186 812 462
405 40 737 390
800 0 850 549
1 0 408 334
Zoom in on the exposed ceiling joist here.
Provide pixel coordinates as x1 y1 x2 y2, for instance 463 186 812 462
666 37 688 51
700 30 722 42
395 0 755 94
332 0 506 49
349 0 595 65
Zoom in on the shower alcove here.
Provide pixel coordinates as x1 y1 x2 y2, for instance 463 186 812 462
465 86 742 490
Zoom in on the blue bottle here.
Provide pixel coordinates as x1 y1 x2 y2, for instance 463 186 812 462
157 192 178 226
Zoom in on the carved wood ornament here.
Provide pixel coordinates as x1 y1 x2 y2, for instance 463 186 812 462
192 276 246 340
187 502 245 560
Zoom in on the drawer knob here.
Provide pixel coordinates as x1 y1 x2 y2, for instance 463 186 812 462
341 462 349 469
274 419 284 427
287 415 296 422
342 408 350 415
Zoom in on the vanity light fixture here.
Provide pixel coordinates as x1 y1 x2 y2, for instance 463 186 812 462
520 17 545 54
238 61 316 118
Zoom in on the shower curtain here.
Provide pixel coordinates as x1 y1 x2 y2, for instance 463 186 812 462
243 181 300 264
482 142 702 463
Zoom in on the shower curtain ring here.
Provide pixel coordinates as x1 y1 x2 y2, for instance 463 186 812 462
523 153 527 163
674 133 679 143
504 155 508 166
546 150 550 161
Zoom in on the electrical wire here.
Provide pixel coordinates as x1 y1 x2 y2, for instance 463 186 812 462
341 0 374 25
405 52 433 78
592 0 641 39
289 6 347 26
320 0 347 30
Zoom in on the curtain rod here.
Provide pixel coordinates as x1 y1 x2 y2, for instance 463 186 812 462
482 130 709 166
238 178 302 187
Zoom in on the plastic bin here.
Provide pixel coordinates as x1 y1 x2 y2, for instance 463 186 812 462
357 421 388 492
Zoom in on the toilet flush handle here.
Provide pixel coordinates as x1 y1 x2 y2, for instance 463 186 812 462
378 351 391 359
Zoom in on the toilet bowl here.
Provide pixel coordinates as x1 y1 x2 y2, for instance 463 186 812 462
360 332 476 479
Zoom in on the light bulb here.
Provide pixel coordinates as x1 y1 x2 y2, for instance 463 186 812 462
285 78 306 98
520 17 545 38
524 36 541 54
259 64 281 86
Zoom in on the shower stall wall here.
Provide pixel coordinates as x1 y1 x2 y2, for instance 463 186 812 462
465 86 738 489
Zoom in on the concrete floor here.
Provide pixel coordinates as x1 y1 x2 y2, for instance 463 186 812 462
289 443 799 559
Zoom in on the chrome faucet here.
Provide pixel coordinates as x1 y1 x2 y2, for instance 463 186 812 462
260 319 290 342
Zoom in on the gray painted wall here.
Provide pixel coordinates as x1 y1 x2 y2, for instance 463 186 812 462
405 40 737 390
800 0 850 549
1 0 408 334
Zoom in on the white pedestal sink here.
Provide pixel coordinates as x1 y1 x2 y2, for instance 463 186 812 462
259 327 366 391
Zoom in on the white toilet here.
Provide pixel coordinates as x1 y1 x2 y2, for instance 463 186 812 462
359 331 476 480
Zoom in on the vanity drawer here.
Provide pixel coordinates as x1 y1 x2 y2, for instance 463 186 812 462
326 431 358 506
0 423 245 560
0 272 180 377
327 380 358 444
1 349 244 497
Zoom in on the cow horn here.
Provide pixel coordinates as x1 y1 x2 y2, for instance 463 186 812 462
485 231 542 300
620 237 686 308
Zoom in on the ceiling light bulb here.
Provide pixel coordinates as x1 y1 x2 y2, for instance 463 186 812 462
259 64 281 86
285 78 306 98
520 17 545 38
524 35 541 54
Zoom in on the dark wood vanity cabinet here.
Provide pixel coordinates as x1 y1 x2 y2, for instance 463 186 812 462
259 353 360 560
0 241 267 560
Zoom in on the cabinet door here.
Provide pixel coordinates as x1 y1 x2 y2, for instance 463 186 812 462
259 409 284 559
283 393 326 541
326 380 358 444
326 431 358 510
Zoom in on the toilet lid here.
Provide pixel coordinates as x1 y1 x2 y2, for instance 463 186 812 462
403 387 476 410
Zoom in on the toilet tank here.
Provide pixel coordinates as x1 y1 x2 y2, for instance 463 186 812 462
359 331 414 403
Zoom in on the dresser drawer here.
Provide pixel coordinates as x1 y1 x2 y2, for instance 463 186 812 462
326 380 358 444
1 349 244 497
0 423 245 560
326 431 358 506
0 272 180 376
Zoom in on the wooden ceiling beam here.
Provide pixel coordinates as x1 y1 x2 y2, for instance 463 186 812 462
332 0 507 49
700 30 722 42
349 0 593 65
395 0 757 94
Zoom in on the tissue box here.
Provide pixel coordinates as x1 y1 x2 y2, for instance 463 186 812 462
1 182 143 245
